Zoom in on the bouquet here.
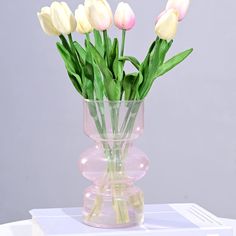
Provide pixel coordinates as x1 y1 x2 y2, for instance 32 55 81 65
37 0 192 101
37 0 193 227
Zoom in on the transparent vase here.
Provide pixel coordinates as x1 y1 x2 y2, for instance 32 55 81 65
79 100 149 228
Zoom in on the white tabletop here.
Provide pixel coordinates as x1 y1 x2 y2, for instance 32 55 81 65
0 218 236 236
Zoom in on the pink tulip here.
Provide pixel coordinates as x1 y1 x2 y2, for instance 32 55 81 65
114 2 135 31
166 0 190 21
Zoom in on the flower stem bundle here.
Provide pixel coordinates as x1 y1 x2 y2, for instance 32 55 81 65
37 0 193 101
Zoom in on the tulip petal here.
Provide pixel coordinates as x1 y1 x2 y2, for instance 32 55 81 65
51 1 76 35
86 0 113 31
166 0 190 21
155 9 178 40
114 2 135 30
37 6 60 36
75 4 93 34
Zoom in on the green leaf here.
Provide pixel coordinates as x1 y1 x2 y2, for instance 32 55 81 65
157 40 172 66
119 56 140 70
69 71 82 87
73 41 86 63
106 79 121 101
81 70 87 98
57 41 83 78
140 40 156 75
56 42 75 72
84 40 94 80
57 42 85 96
109 38 123 82
132 72 143 100
122 72 143 100
113 60 123 82
57 42 83 80
155 48 193 78
148 38 163 78
84 61 93 80
139 39 174 99
108 36 112 52
88 42 113 80
93 30 104 57
84 79 94 99
67 71 82 95
93 63 104 100
108 38 118 70
59 35 71 53
139 48 193 99
102 30 112 62
123 73 137 100
88 42 120 100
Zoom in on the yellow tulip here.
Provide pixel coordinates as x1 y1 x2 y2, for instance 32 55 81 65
75 4 93 34
155 9 179 40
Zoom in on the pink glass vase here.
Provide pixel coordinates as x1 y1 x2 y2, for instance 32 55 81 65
79 100 149 228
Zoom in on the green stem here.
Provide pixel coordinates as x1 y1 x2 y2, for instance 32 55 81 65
67 33 78 64
86 33 91 42
68 34 74 51
120 103 133 133
109 103 130 224
59 35 71 52
103 30 109 65
121 29 126 57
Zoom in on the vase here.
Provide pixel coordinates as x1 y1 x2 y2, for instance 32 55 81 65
79 100 149 228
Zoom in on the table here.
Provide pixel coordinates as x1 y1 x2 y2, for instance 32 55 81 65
0 218 236 236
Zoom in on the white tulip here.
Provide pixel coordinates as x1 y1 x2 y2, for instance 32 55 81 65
75 4 93 34
85 0 113 31
51 1 77 35
155 9 179 41
84 0 96 10
37 7 60 36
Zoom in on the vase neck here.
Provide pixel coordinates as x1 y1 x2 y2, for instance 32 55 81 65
96 141 133 149
84 100 144 142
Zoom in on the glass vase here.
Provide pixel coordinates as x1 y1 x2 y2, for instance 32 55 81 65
79 100 149 228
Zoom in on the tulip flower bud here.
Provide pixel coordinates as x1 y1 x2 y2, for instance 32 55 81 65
75 4 93 34
85 0 113 31
37 7 60 36
51 1 77 35
114 2 135 31
155 9 178 40
166 0 190 21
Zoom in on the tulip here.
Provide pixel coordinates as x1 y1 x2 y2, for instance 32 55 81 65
85 0 113 31
75 4 93 34
51 1 77 35
114 2 135 31
166 0 190 21
84 0 95 9
37 7 60 36
155 9 179 40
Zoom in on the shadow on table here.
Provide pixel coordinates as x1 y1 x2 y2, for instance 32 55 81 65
10 224 31 236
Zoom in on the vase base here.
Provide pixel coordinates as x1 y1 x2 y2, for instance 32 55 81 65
82 185 144 229
82 219 142 229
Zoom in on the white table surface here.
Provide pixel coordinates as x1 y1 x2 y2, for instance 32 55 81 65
0 218 236 236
